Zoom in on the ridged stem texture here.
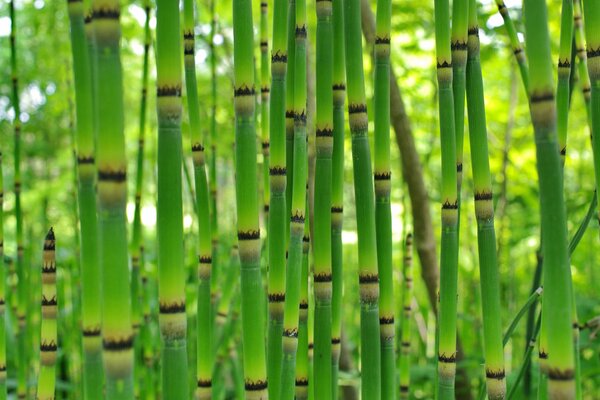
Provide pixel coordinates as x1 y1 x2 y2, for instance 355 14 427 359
279 0 308 396
343 0 381 398
233 0 268 397
261 0 271 224
399 233 413 399
267 1 289 397
313 1 334 399
37 229 57 400
330 1 345 397
66 1 103 397
155 0 189 397
451 0 468 193
525 0 575 397
465 4 506 397
182 0 213 398
91 0 135 396
434 0 458 397
295 214 310 399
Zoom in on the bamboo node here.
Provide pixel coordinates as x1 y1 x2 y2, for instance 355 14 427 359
548 368 575 381
485 369 505 379
244 380 268 391
295 378 309 387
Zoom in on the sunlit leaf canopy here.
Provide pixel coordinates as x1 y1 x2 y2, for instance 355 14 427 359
0 0 598 396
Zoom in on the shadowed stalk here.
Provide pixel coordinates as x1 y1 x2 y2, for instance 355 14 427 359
399 233 413 399
182 0 213 398
280 0 308 395
0 154 5 400
343 0 381 398
433 0 458 396
573 0 592 124
373 0 395 395
295 211 310 399
451 0 468 194
233 0 268 397
66 0 103 397
465 4 506 397
267 0 289 396
9 1 28 396
37 229 57 400
155 0 189 397
313 0 334 399
493 0 529 92
209 0 219 302
285 0 297 236
330 0 345 397
557 0 573 164
524 0 575 397
91 0 135 396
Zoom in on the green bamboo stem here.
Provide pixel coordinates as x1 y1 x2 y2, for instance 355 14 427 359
0 154 5 400
574 0 592 124
557 0 573 163
91 0 135 396
209 0 219 303
233 0 268 397
507 313 542 400
399 233 413 399
155 0 189 397
182 0 213 398
267 0 289 397
66 1 104 397
9 1 27 396
503 287 542 347
37 229 57 400
261 0 271 224
330 0 345 397
524 0 575 397
279 0 308 395
285 0 297 236
433 0 458 396
295 214 310 400
493 0 529 93
313 1 334 399
451 0 468 192
465 4 506 398
343 1 381 398
372 0 394 396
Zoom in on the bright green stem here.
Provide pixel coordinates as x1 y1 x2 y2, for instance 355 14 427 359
267 0 289 397
66 1 103 398
557 0 573 162
494 0 529 93
233 0 268 397
314 1 334 399
574 0 592 125
330 0 345 397
209 0 219 301
344 0 381 398
285 0 297 240
507 314 542 400
156 0 189 397
0 155 5 400
399 233 413 399
503 287 542 347
261 0 271 222
295 214 310 400
451 0 468 190
466 4 506 398
434 0 458 397
525 0 575 397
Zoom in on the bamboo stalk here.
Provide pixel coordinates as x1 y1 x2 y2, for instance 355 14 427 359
232 0 268 397
0 153 5 400
66 0 104 398
209 0 219 302
261 0 271 226
372 0 395 395
182 0 213 398
286 0 297 238
330 0 345 397
574 0 592 124
313 0 334 398
37 228 57 400
91 0 135 395
399 233 413 399
557 0 574 163
451 0 468 193
295 211 310 400
524 0 575 397
493 0 529 92
343 0 381 398
465 3 506 397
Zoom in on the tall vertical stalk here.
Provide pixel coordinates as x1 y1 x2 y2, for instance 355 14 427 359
330 0 345 397
399 233 413 399
557 0 573 164
573 0 591 124
0 154 5 400
91 0 134 396
9 1 27 396
313 0 334 399
451 0 468 195
261 0 271 225
343 0 381 398
267 0 289 397
182 0 213 398
285 0 297 232
465 3 506 397
493 0 529 92
155 0 189 397
66 0 103 397
295 214 310 400
524 0 575 398
232 0 268 397
209 0 219 295
279 0 308 395
433 0 458 397
37 228 57 400
373 0 394 396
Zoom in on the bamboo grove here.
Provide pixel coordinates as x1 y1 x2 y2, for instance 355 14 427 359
0 0 599 399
